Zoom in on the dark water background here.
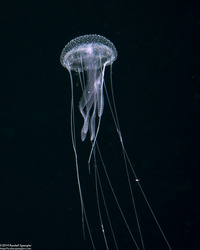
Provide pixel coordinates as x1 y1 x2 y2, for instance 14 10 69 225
0 0 199 249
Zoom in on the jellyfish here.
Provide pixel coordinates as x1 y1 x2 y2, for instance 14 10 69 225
60 34 171 249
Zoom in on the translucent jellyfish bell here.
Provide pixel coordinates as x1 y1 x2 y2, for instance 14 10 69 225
60 34 117 141
60 34 117 72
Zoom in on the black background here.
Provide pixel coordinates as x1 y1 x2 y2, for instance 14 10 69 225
0 0 199 249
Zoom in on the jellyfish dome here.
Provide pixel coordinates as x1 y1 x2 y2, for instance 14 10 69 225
60 34 118 72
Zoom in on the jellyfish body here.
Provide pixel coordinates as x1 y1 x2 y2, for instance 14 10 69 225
60 34 117 141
